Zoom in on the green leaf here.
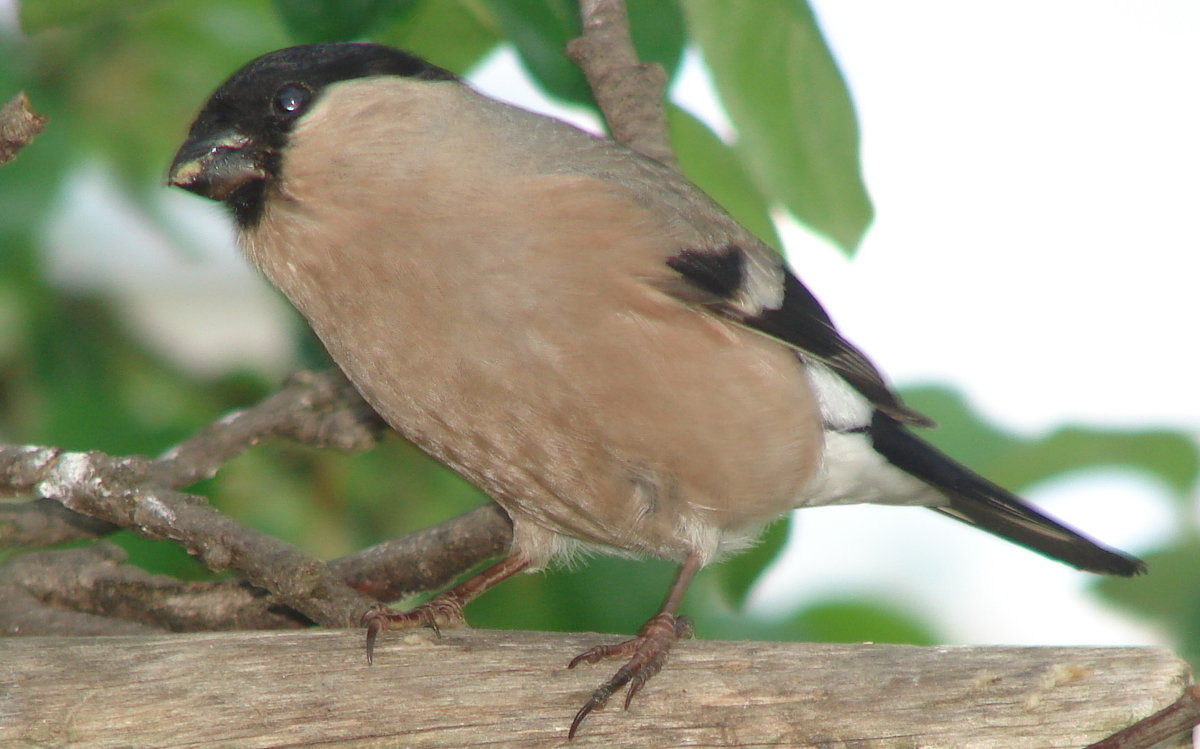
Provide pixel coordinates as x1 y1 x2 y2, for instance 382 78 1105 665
22 0 289 188
17 0 161 34
486 0 592 105
709 516 790 608
377 0 501 74
486 0 685 107
685 0 873 253
625 0 685 79
668 103 782 250
469 555 679 634
0 93 68 242
23 296 216 453
1095 543 1200 665
782 598 939 645
273 0 419 43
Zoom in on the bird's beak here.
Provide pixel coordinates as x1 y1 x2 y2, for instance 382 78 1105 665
167 130 265 202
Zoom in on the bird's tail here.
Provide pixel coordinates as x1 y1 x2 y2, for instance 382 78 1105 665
868 412 1146 577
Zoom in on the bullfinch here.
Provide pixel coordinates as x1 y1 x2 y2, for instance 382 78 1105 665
168 42 1144 737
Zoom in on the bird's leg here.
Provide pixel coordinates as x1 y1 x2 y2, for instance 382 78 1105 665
361 554 529 663
567 552 702 738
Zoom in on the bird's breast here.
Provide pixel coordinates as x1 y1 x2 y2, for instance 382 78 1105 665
245 170 823 565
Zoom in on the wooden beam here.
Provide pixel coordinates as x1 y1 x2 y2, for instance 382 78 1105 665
1 629 1190 747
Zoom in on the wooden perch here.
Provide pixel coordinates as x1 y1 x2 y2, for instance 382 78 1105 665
0 630 1190 747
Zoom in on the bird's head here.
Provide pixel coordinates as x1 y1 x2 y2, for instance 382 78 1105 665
167 42 455 229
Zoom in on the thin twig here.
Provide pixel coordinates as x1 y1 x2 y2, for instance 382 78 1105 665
147 368 382 488
332 503 512 602
0 544 241 635
0 92 47 166
0 497 118 548
567 0 677 167
1 370 378 547
1086 684 1200 749
0 503 512 635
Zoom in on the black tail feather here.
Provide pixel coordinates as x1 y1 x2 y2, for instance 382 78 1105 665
868 412 1146 577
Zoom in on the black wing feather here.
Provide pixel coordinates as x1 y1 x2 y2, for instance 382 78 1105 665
664 247 933 427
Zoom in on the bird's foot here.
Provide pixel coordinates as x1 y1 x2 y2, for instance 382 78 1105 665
360 556 530 665
361 597 467 664
566 612 694 738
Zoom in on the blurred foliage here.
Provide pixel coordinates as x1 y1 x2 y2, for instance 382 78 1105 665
1096 542 1200 666
903 386 1200 662
667 103 782 249
684 0 873 252
489 0 684 108
273 0 420 43
1 0 1196 661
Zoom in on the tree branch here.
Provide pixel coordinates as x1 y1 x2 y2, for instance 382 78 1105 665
147 369 383 487
0 496 118 547
1 503 512 636
332 502 511 602
1 370 513 633
1 369 379 547
0 543 271 635
0 92 46 166
22 450 376 627
568 0 677 167
1086 683 1200 749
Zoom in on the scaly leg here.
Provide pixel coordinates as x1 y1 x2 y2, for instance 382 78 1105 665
362 555 529 663
567 552 702 738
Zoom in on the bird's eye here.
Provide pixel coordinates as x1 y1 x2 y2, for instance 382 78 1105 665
272 84 311 117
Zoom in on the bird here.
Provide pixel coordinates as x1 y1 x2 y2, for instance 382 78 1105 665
167 42 1145 738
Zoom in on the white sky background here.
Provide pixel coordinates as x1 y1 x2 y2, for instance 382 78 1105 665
20 0 1198 647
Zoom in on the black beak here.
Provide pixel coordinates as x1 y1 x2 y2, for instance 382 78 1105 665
167 130 265 202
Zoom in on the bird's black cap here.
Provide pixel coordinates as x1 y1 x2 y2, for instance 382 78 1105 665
170 43 455 227
192 42 455 147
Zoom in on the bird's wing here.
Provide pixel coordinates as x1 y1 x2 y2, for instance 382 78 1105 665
656 243 1144 575
655 245 933 428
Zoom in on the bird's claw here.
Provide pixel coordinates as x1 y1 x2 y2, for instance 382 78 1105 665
567 613 693 739
359 597 468 664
